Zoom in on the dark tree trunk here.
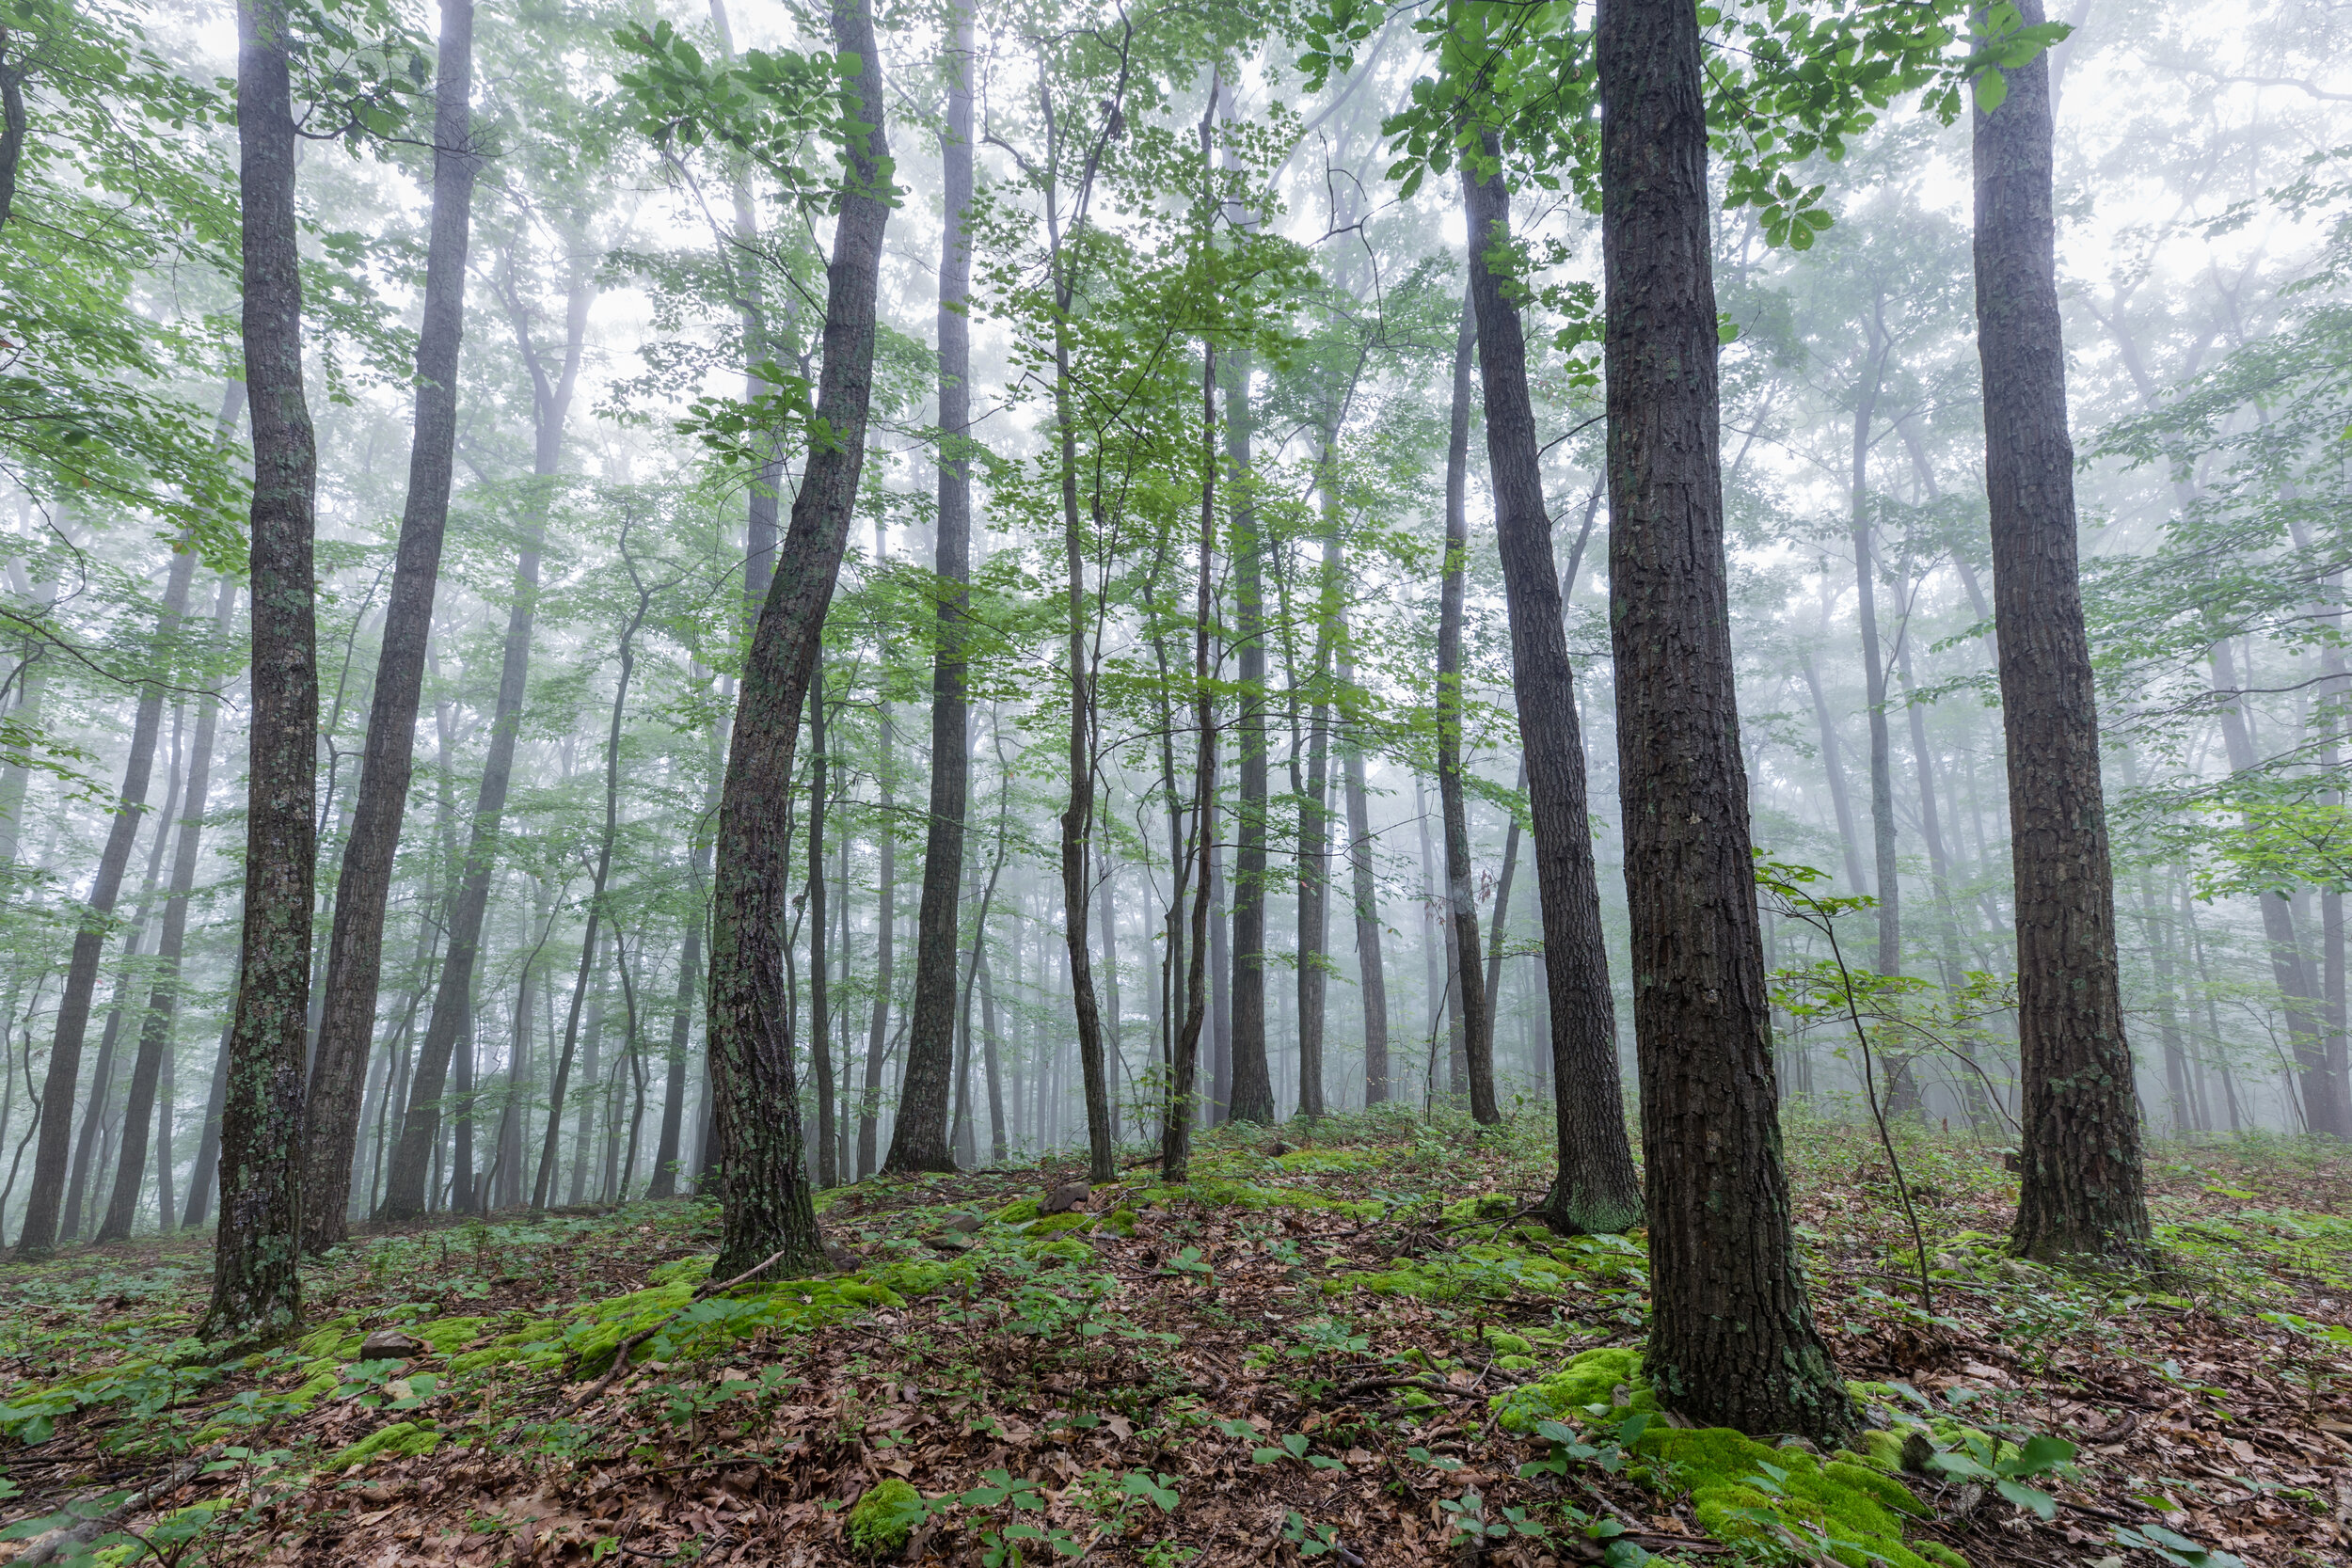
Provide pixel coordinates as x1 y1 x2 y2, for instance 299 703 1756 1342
1295 420 1345 1122
1164 337 1219 1181
202 0 316 1342
380 242 593 1220
648 905 702 1199
1973 0 2153 1258
1597 0 1848 1437
890 8 975 1180
304 0 477 1251
180 1009 232 1230
1463 154 1641 1216
1226 350 1274 1126
1341 657 1388 1105
806 674 835 1186
1434 293 1499 1127
706 0 889 1279
14 561 196 1257
99 583 238 1241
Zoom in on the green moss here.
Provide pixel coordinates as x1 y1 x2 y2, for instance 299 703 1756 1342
1140 1179 1385 1221
647 1255 716 1287
1484 1329 1534 1356
294 1314 363 1360
1496 1354 1537 1371
1024 1237 1096 1264
1273 1148 1375 1174
1025 1211 1096 1235
1104 1208 1138 1237
1442 1193 1516 1224
1493 1347 1650 1432
847 1477 928 1556
323 1420 442 1471
993 1198 1041 1225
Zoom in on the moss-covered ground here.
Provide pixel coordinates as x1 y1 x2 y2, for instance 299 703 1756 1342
3 1109 2348 1565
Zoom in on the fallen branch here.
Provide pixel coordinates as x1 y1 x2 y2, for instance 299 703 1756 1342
14 1443 226 1566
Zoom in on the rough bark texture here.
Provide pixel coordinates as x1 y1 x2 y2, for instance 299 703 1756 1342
1974 0 2153 1258
707 0 889 1278
304 0 477 1249
1225 351 1274 1125
1433 293 1498 1127
380 246 591 1219
99 583 236 1242
891 32 973 1172
1598 0 1849 1437
1463 157 1640 1219
203 0 315 1343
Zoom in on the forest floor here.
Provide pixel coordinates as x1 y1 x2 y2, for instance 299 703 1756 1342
3 1110 2349 1568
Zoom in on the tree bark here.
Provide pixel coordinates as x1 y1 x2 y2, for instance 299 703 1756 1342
1433 293 1498 1127
1597 0 1848 1436
889 6 975 1181
202 0 315 1343
1341 657 1388 1105
99 583 237 1241
1974 0 2153 1258
706 0 889 1278
380 237 594 1219
1463 155 1642 1212
1798 647 1870 894
1226 349 1274 1125
303 0 477 1251
806 673 835 1186
1848 337 1899 974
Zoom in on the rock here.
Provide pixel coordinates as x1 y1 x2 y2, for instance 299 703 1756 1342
930 1230 975 1253
821 1240 865 1273
941 1212 982 1234
1264 1140 1295 1157
360 1328 428 1360
1040 1181 1091 1215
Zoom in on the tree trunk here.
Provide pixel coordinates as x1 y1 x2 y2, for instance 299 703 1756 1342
180 1010 232 1230
1974 0 2153 1257
707 0 779 620
1597 0 1847 1437
1848 341 1899 974
99 583 237 1241
1226 349 1274 1125
806 673 835 1186
201 0 315 1342
1341 658 1388 1105
1433 293 1498 1126
1164 334 1219 1182
1463 155 1641 1212
302 0 477 1251
1798 648 1870 894
380 238 592 1220
648 906 700 1200
706 0 889 1278
888 5 975 1180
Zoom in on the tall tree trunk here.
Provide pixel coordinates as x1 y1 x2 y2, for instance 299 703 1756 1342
1463 156 1641 1212
381 241 594 1219
201 0 316 1341
1974 0 2153 1256
180 1010 232 1230
303 0 478 1251
707 0 779 620
1899 632 1993 1131
1798 648 1870 894
648 904 700 1199
1341 658 1388 1105
1295 420 1344 1123
1848 338 1899 973
99 584 237 1241
1434 293 1498 1126
806 673 835 1186
1597 0 1847 1437
706 0 889 1278
1164 334 1219 1182
1226 349 1274 1126
1097 850 1126 1136
888 5 975 1180
978 947 1005 1161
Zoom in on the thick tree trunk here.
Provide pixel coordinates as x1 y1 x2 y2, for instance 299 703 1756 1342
1463 158 1642 1212
99 585 237 1241
1974 0 2153 1257
888 8 974 1181
303 0 477 1251
706 0 889 1278
1433 293 1498 1127
201 0 316 1342
1597 0 1848 1437
1226 350 1274 1125
381 243 593 1220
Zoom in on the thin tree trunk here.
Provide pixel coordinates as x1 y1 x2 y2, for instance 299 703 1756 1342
1848 334 1899 974
1341 658 1388 1105
1799 649 1870 895
1434 294 1497 1126
1974 0 2153 1257
304 0 478 1250
707 0 779 619
381 241 593 1219
1163 330 1218 1183
202 0 316 1340
888 7 975 1180
180 1010 232 1230
1597 0 1847 1437
806 672 835 1187
705 0 889 1278
100 584 237 1241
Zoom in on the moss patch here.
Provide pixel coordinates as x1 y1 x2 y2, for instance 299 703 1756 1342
846 1477 927 1556
324 1420 442 1471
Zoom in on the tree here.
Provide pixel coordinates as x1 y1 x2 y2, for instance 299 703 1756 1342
202 0 317 1344
304 0 479 1251
1597 0 1849 1439
1972 0 2151 1259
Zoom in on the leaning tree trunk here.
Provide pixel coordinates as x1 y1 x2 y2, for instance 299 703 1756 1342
1462 153 1641 1220
380 243 593 1220
1597 0 1848 1438
1974 0 2153 1258
202 0 316 1343
99 582 237 1242
303 0 477 1250
706 0 890 1278
886 13 975 1177
1433 294 1498 1127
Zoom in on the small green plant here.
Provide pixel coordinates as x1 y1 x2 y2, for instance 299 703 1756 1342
1919 1432 2076 1518
1282 1511 1342 1557
2109 1522 2247 1568
1438 1487 1545 1545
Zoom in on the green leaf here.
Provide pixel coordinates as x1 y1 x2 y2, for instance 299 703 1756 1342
1971 70 2010 114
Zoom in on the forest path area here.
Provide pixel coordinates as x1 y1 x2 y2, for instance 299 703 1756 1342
4 1114 2349 1567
